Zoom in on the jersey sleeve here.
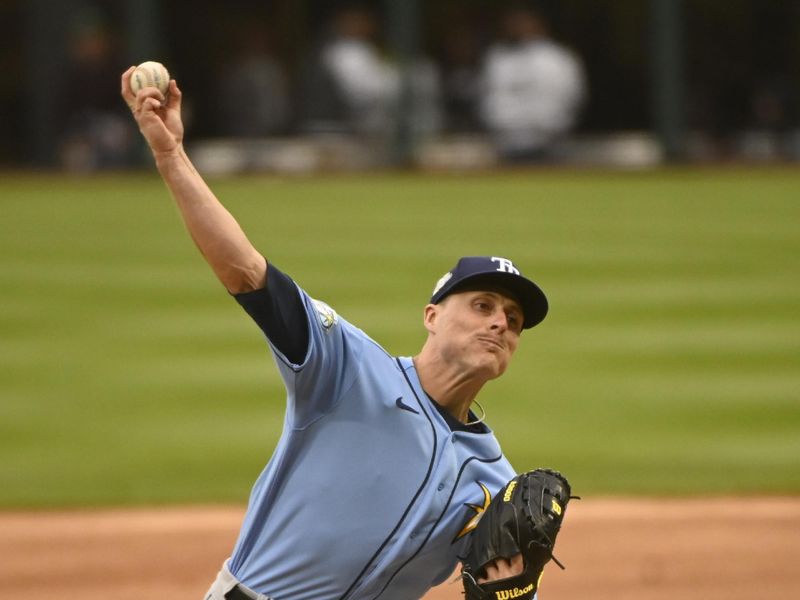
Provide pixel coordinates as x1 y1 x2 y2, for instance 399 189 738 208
234 263 364 429
235 263 309 365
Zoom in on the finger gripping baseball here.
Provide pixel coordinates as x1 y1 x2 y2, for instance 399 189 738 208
461 468 575 600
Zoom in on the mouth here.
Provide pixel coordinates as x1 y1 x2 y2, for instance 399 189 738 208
477 336 505 351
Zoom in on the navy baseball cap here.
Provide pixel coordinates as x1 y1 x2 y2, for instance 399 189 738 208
430 256 548 329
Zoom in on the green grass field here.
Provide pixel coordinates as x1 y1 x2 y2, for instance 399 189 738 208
1 167 798 507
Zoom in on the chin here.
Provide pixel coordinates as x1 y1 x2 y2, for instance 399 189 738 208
477 356 509 380
489 364 508 379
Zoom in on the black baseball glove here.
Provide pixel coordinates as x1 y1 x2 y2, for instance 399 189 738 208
461 469 575 600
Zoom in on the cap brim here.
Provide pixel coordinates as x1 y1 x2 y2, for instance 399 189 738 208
432 272 548 329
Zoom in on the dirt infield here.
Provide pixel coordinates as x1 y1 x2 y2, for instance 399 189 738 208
2 497 799 600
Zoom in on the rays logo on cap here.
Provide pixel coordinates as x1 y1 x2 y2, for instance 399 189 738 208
491 256 520 275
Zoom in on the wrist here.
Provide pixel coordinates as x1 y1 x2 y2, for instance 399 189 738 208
153 144 184 168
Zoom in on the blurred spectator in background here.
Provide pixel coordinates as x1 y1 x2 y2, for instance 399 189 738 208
404 54 444 141
480 3 586 162
300 4 399 137
58 9 136 171
217 22 290 137
439 23 483 133
738 76 797 161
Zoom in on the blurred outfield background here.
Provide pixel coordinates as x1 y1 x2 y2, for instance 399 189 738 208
1 168 798 507
2 0 800 511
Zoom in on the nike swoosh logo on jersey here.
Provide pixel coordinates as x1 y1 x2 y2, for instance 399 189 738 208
395 396 419 414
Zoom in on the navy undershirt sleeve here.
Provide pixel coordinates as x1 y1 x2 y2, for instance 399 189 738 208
234 264 310 365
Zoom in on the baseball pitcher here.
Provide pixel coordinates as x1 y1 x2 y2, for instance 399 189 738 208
121 67 573 600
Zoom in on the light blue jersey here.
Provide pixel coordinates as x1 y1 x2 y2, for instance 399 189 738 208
229 283 516 600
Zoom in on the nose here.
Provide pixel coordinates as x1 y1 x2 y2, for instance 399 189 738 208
490 310 509 332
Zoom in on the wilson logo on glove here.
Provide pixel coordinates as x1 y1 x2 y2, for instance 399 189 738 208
503 480 517 502
494 583 534 599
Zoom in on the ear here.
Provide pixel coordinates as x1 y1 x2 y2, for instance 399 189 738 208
423 303 438 334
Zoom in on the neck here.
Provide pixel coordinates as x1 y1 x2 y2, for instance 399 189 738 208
412 350 488 424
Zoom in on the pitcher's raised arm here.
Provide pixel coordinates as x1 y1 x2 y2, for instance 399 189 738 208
121 66 265 293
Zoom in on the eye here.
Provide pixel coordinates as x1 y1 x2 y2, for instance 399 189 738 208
507 312 522 331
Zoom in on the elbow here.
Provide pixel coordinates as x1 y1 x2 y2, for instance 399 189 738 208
220 257 267 295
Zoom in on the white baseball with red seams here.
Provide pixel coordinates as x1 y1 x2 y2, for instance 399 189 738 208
130 61 170 95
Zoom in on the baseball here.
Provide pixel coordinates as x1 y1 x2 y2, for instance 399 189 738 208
130 61 170 95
